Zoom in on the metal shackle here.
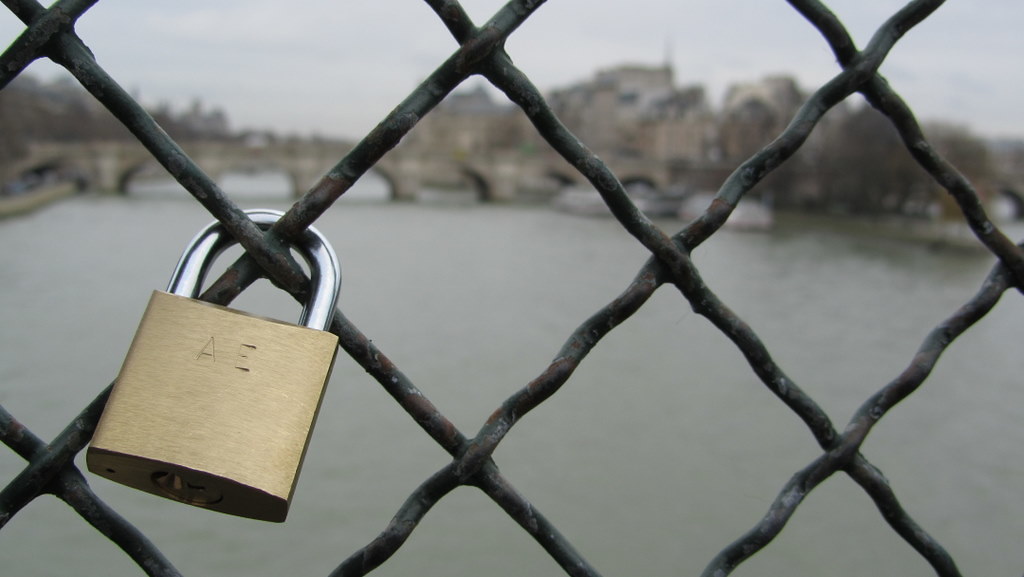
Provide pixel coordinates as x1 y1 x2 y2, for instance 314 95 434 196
166 209 340 330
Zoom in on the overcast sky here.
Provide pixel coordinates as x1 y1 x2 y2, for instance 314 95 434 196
3 1 1023 140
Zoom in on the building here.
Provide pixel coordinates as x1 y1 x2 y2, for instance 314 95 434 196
717 75 805 161
405 84 531 157
548 64 678 158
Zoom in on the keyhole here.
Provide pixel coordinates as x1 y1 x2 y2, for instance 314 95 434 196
151 471 224 506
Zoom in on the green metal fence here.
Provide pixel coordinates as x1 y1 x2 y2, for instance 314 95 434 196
1 1 1021 576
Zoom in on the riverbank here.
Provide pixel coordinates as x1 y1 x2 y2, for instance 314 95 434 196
771 210 1021 252
0 181 78 218
5 182 1019 254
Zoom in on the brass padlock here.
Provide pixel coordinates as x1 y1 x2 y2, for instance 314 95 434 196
87 209 340 522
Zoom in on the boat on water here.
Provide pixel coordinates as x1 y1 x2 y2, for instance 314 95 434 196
551 183 691 219
552 185 774 230
551 185 612 217
631 183 691 218
677 192 774 231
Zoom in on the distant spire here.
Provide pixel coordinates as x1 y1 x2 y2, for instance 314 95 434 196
663 35 675 82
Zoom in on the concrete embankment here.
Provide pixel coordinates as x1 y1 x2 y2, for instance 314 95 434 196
0 182 78 218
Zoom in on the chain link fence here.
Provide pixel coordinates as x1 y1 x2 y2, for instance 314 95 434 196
1 1 1021 576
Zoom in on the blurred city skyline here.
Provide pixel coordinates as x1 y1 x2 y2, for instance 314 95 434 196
3 1 1022 140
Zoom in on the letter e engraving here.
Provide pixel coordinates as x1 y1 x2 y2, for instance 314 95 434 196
196 337 216 362
235 343 257 372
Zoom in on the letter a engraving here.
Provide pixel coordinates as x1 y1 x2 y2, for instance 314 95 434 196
196 337 216 362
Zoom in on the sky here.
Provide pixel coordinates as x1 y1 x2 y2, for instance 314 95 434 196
3 1 1023 140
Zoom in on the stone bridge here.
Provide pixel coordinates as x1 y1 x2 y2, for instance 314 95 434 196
3 139 355 198
2 139 722 202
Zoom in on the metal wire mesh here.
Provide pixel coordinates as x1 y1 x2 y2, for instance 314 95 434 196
1 1 1021 576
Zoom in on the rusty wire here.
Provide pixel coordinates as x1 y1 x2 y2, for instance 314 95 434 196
1 1 1022 576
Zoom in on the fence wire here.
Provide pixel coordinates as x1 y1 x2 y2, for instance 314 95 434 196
1 1 1021 576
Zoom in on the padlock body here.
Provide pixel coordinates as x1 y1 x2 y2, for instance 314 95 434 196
88 291 338 522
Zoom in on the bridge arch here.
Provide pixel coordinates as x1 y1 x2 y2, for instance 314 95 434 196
997 186 1024 220
3 155 91 192
621 175 659 193
459 165 493 202
118 159 300 198
116 158 168 194
414 161 497 202
545 170 581 188
360 166 403 201
205 155 297 197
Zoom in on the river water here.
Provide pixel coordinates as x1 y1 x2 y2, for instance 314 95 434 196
0 172 1021 577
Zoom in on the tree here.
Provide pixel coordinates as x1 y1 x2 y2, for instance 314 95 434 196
920 121 996 219
813 105 927 216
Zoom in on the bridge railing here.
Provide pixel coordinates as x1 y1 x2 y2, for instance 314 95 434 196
1 1 1022 577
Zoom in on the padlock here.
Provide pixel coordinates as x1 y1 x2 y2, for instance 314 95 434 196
87 209 340 522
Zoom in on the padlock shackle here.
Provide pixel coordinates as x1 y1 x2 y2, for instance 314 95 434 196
166 209 340 330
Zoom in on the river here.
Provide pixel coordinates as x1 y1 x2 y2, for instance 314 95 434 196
0 172 1021 577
